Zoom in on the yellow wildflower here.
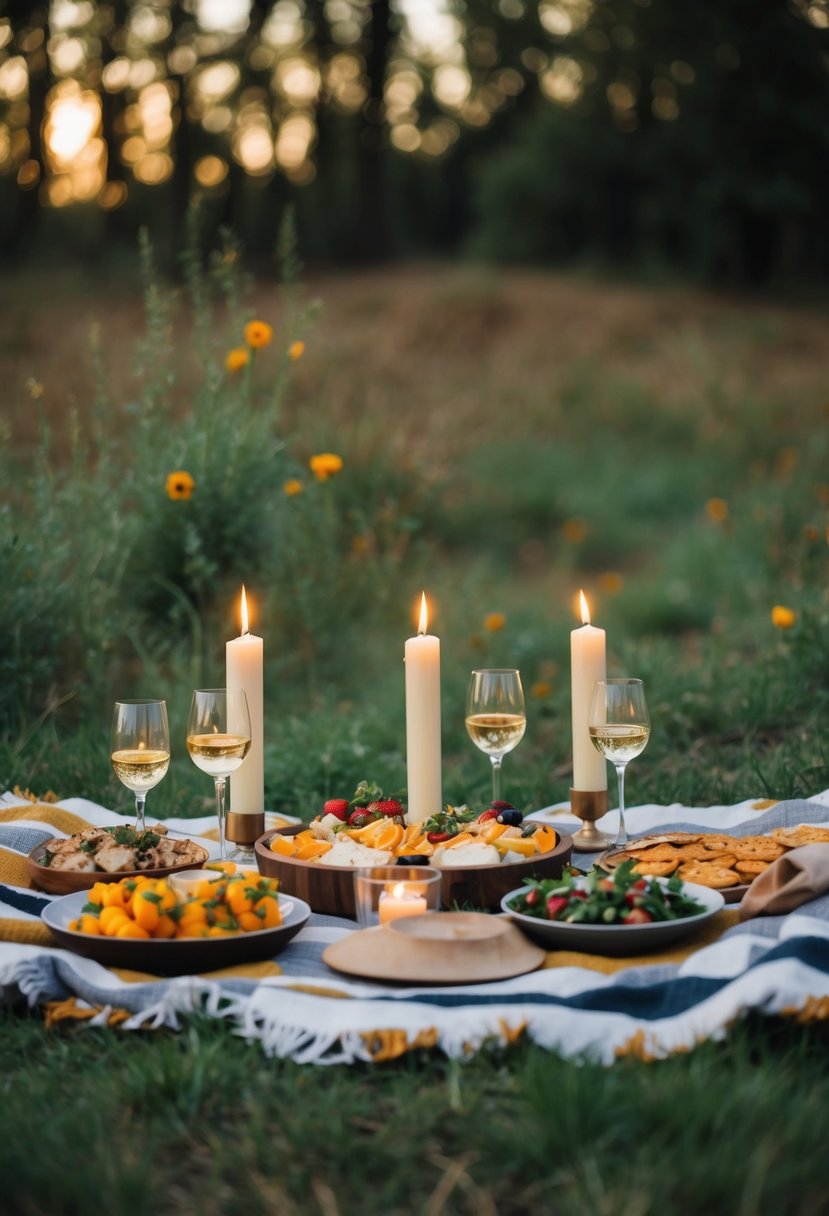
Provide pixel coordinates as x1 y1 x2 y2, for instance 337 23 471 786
599 571 624 595
705 497 729 523
165 470 195 501
483 612 506 633
283 479 303 497
309 452 343 482
24 376 44 399
531 680 553 699
771 605 796 629
288 340 305 361
562 518 587 543
244 320 273 349
225 347 249 373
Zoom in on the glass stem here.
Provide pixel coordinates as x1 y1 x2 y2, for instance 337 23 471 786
134 793 146 833
214 776 227 860
490 757 502 802
614 763 627 847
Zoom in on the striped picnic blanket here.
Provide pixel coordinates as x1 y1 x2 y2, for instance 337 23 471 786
1 790 829 1064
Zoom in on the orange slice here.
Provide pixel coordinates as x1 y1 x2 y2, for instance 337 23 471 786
269 834 299 858
351 819 405 852
442 832 476 849
294 839 333 861
493 835 538 858
480 822 508 844
532 825 558 855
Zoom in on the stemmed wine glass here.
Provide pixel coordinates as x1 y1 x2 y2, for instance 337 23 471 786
186 689 251 860
110 700 170 832
465 668 526 802
588 678 650 848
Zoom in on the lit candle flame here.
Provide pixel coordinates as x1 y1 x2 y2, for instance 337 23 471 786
418 591 429 636
579 589 591 626
240 585 249 636
392 882 406 899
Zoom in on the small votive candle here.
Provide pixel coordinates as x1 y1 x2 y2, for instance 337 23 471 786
378 882 428 925
354 865 441 928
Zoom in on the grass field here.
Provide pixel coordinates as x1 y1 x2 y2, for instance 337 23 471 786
2 262 829 1214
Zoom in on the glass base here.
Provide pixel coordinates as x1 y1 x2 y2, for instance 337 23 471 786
227 842 257 865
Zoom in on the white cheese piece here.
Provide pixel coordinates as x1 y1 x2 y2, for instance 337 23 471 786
311 815 342 839
318 839 393 867
436 842 501 868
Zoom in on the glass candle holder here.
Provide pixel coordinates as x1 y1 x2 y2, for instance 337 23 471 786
354 866 442 928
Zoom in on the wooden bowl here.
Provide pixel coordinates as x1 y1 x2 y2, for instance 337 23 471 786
26 841 210 896
255 825 573 918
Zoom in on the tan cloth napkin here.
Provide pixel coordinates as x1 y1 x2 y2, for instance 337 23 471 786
739 845 829 919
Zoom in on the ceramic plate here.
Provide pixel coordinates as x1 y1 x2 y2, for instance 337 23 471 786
26 839 211 896
500 879 725 955
42 890 310 975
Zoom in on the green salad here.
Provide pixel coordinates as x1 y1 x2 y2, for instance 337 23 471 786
508 860 708 926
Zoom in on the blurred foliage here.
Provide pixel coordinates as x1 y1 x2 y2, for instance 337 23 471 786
0 0 827 283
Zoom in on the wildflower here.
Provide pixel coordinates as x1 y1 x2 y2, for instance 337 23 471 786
309 452 343 482
165 470 195 501
562 518 587 543
225 347 249 373
483 612 506 633
804 524 820 543
705 498 729 523
283 478 303 497
531 680 553 699
352 534 370 555
599 571 624 595
24 377 43 399
288 340 305 361
244 320 273 349
771 605 796 629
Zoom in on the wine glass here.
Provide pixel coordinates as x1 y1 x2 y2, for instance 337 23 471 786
186 689 251 860
588 678 650 848
110 700 170 832
465 669 526 802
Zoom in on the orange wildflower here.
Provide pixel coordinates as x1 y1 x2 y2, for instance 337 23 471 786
599 571 624 595
165 470 195 501
288 340 305 361
705 498 729 523
225 347 249 373
562 518 587 543
531 680 553 699
771 605 796 629
483 612 506 633
283 479 303 497
309 453 343 481
244 320 274 349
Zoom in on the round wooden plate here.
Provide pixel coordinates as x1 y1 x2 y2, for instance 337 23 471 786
323 911 546 984
255 826 573 918
26 840 211 896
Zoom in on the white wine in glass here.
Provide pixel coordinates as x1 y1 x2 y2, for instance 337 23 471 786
110 699 170 832
588 678 650 848
465 668 526 802
186 689 251 860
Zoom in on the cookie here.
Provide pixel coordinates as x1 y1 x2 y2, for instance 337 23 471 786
729 837 786 862
678 863 741 889
631 859 680 877
734 859 772 878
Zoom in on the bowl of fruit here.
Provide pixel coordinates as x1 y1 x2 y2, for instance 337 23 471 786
255 782 573 918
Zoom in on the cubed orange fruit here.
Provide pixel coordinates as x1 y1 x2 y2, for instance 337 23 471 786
269 834 299 858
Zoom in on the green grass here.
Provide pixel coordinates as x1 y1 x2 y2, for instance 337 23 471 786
1 1009 827 1215
2 263 829 1213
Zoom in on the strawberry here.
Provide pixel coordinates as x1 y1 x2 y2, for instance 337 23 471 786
545 895 569 920
367 799 405 818
477 809 500 823
490 800 515 811
623 907 653 925
427 831 450 844
323 799 350 821
348 809 374 828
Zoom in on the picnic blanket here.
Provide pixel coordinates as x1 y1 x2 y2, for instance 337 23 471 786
1 789 829 1065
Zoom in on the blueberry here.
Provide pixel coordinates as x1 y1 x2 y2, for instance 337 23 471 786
497 808 523 827
396 854 431 866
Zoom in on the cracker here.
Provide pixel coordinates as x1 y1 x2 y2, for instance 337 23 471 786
734 859 771 877
678 863 741 889
769 826 829 848
631 859 679 877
